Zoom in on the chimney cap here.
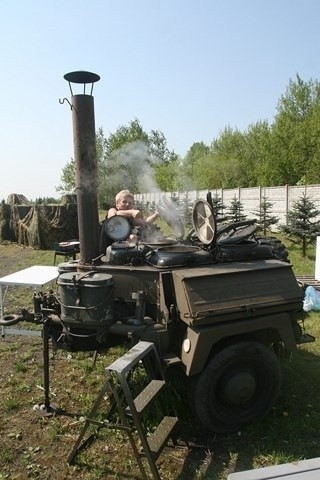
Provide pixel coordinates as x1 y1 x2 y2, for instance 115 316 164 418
64 70 100 84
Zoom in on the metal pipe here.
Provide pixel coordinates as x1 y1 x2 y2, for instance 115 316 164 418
71 94 100 264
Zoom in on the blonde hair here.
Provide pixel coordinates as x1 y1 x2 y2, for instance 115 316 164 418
115 190 134 202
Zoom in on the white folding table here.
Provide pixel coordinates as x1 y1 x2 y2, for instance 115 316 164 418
228 457 320 479
0 265 59 337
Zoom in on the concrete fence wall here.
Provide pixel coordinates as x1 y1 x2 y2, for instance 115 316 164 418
135 184 320 226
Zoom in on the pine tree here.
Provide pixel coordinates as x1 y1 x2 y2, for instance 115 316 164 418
252 196 279 235
210 194 226 220
281 193 320 256
178 192 194 231
228 196 246 222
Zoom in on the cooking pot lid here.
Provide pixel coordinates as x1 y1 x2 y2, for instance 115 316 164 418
217 221 256 245
141 238 178 247
192 199 217 245
104 216 131 241
110 241 136 249
156 245 200 253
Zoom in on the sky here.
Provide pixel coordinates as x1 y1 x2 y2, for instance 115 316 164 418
0 0 319 201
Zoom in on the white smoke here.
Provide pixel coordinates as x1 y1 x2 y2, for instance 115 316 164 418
107 140 185 237
108 140 161 194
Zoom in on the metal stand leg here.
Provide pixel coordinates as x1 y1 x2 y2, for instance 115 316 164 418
33 319 59 417
67 382 110 464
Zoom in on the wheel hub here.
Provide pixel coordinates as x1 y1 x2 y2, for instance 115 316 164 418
220 370 256 406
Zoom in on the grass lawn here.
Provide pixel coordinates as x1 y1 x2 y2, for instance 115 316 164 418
0 238 320 480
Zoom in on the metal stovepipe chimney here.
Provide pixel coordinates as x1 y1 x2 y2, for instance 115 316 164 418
63 70 101 265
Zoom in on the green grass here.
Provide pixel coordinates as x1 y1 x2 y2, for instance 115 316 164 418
285 239 317 275
3 396 20 411
0 239 320 479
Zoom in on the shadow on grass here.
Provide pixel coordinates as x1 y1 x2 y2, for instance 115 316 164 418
57 338 320 479
173 342 320 479
2 315 319 479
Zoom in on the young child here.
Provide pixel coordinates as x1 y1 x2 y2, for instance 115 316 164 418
107 190 159 227
98 190 160 247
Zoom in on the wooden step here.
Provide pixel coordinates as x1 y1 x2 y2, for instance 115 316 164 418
106 341 155 374
141 416 178 459
126 379 165 415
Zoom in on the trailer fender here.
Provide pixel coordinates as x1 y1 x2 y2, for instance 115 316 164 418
180 312 297 376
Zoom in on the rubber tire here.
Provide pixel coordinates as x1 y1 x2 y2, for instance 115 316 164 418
256 236 289 262
0 314 22 326
191 341 281 433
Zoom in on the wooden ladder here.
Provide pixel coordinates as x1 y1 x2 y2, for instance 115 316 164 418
68 341 179 479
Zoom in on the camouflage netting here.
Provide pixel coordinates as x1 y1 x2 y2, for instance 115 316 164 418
0 194 78 249
7 193 30 205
